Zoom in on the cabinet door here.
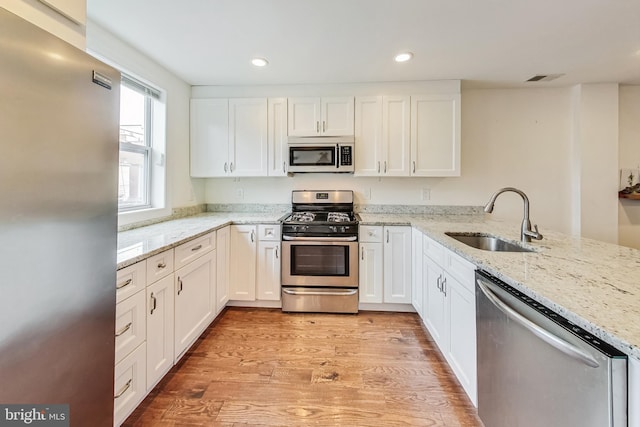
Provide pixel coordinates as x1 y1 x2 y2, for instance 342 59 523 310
354 96 383 176
268 98 288 176
146 274 174 391
229 225 257 301
216 226 231 313
321 96 354 136
411 229 424 319
382 95 411 176
287 97 321 136
190 98 228 177
257 241 281 300
383 226 412 304
359 242 383 303
446 275 477 406
229 98 268 176
174 250 216 361
423 256 447 348
410 94 461 176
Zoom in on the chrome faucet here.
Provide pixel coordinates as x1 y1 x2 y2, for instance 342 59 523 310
484 187 543 243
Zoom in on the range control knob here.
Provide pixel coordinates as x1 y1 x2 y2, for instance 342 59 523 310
340 226 346 233
329 226 338 232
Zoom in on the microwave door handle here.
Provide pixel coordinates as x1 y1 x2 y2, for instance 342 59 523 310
336 144 340 169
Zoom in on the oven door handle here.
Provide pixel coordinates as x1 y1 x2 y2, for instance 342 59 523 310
282 235 357 242
282 288 358 296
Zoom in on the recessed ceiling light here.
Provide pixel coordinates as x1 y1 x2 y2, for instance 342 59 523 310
251 57 269 67
394 52 413 63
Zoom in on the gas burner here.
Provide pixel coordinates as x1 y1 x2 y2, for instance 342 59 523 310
289 212 315 222
327 212 352 222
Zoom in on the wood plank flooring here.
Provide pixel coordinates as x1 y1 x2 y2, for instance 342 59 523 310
123 308 482 426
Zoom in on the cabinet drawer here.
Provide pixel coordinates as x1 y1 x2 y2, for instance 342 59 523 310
423 234 445 266
114 342 146 427
146 249 174 285
258 224 281 241
116 261 146 304
445 250 476 293
359 225 383 243
174 232 215 270
115 290 146 364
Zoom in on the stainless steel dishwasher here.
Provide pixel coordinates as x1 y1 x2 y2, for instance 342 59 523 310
476 270 627 427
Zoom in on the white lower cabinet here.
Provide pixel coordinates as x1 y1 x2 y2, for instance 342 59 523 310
216 226 231 312
229 225 257 301
146 274 174 391
257 240 281 300
230 224 281 302
359 242 384 303
422 233 477 406
359 225 411 305
174 250 216 361
411 228 424 318
383 226 412 304
114 234 220 426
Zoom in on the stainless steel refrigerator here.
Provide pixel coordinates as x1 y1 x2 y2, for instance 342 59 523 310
0 8 120 426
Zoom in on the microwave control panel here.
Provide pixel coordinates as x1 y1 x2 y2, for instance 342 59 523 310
339 145 353 166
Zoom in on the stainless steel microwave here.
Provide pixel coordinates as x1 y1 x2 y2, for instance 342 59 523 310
287 136 355 173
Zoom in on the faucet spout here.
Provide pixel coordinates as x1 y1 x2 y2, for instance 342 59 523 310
483 187 543 243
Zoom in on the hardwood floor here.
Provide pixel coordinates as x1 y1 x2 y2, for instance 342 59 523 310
123 308 482 426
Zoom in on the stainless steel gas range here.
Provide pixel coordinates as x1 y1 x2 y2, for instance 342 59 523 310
281 190 359 313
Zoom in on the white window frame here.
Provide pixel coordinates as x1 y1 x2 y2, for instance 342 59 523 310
117 74 166 216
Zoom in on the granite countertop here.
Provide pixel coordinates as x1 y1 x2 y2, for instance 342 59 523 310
360 213 640 360
117 209 640 359
117 211 286 268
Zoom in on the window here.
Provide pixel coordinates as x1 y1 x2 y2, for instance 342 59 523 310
118 75 162 211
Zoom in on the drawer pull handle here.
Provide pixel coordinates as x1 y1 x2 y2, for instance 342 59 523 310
177 277 183 295
157 262 166 269
116 278 132 290
150 292 157 315
191 244 203 252
114 379 132 399
115 322 132 337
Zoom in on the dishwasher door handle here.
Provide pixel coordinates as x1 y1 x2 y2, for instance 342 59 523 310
477 278 600 368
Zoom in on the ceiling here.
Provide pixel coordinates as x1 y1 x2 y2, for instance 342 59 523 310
86 0 640 88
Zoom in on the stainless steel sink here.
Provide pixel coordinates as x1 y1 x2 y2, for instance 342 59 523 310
445 232 535 253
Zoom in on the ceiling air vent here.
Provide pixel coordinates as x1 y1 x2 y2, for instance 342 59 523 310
526 74 564 82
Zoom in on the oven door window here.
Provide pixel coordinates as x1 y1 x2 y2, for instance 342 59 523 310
289 146 335 166
290 245 349 276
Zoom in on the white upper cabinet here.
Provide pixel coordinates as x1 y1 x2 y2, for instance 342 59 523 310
190 98 229 177
354 96 410 176
229 98 268 176
410 94 461 176
267 98 288 176
288 97 354 136
190 98 268 177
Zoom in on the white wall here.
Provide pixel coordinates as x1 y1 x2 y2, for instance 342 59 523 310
86 21 205 226
619 85 640 248
570 84 619 244
203 86 575 234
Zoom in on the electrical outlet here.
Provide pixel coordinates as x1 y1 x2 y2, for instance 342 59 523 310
421 188 431 201
236 188 244 199
363 188 371 200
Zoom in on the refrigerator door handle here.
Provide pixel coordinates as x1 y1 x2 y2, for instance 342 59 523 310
477 278 599 368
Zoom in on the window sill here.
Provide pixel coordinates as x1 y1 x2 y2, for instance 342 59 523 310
118 206 171 229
